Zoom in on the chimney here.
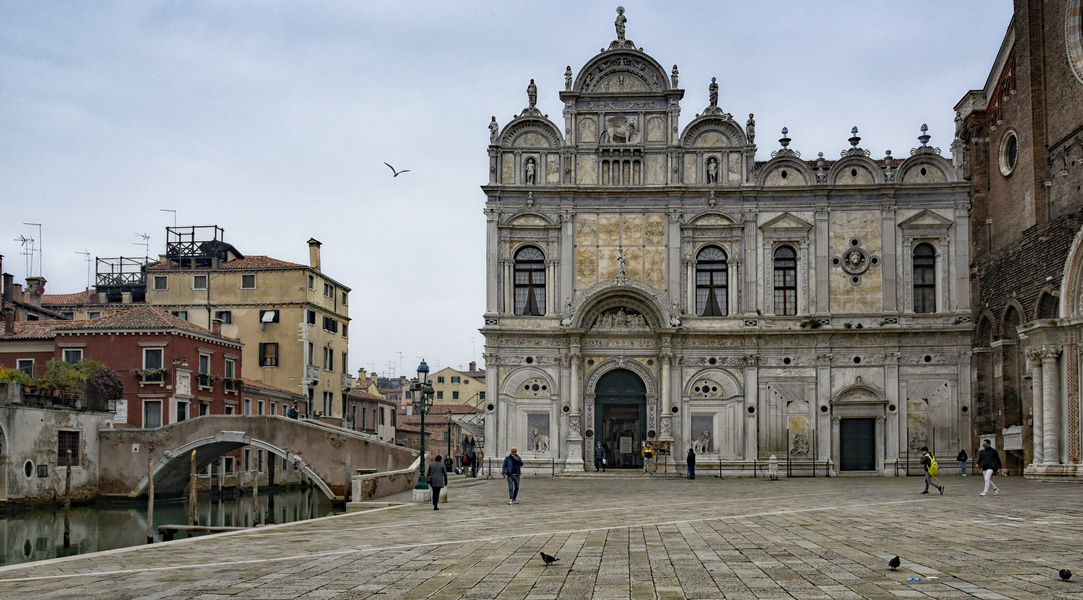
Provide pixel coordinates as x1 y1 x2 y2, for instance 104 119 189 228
211 318 222 335
469 361 477 372
121 291 132 304
3 308 13 334
2 272 12 304
24 277 46 307
357 367 367 381
307 238 322 271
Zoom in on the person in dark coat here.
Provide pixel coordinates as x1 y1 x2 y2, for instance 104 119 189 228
956 448 968 476
502 448 523 504
687 448 696 480
426 455 448 510
977 439 1002 496
594 442 607 472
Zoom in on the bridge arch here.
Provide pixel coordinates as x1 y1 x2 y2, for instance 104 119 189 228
133 430 335 500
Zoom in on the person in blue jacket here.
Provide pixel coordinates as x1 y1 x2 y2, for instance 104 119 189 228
502 448 523 505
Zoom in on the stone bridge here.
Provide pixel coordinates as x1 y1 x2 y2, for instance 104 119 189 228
99 415 418 500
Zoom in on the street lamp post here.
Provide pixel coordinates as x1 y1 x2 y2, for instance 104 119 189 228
446 409 453 468
409 360 434 491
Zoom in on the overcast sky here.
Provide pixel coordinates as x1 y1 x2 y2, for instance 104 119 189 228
0 2 1013 379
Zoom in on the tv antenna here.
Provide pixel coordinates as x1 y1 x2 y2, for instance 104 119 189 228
14 234 35 279
75 251 92 289
160 209 177 228
23 223 42 277
134 233 151 260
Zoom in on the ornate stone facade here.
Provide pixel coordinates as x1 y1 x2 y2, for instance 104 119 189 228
482 11 972 476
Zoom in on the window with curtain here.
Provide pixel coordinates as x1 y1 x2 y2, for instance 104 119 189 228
773 245 797 316
513 246 546 316
913 243 936 313
695 246 728 316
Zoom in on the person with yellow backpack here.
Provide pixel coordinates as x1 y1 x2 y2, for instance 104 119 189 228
920 447 944 495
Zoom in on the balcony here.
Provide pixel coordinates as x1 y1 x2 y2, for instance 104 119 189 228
304 364 320 385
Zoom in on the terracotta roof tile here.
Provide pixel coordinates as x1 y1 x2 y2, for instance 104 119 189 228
52 306 240 345
41 290 99 306
147 255 306 271
0 321 59 340
348 390 393 402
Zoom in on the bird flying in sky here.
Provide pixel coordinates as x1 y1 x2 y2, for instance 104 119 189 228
384 162 410 177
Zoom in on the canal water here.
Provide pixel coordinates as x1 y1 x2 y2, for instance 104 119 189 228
0 488 338 567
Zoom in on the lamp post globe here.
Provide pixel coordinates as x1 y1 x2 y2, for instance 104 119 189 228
412 360 433 491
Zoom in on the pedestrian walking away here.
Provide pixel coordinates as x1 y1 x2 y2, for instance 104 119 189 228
956 448 968 476
594 442 606 472
287 403 299 419
977 439 1002 496
687 447 696 479
920 447 944 495
426 454 448 510
502 447 523 504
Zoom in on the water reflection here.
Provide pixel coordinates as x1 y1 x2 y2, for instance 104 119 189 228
0 488 336 566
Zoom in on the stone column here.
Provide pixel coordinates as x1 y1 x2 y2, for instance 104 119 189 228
743 211 758 314
744 364 758 460
880 206 897 312
953 201 971 310
884 354 900 470
1041 346 1061 464
814 206 829 314
660 353 673 440
566 348 584 470
1029 348 1044 465
483 354 499 462
501 258 513 315
485 208 500 314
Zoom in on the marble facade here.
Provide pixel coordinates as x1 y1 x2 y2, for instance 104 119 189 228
481 12 972 476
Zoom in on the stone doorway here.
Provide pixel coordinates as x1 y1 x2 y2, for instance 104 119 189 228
595 369 647 469
840 418 876 471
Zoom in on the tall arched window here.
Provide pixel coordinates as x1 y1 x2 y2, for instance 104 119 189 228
695 246 728 316
513 246 546 316
773 245 797 316
913 243 936 313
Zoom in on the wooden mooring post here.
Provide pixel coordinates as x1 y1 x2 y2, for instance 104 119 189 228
188 450 197 526
147 455 155 544
63 449 72 548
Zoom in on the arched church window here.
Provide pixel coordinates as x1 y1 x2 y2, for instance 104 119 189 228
773 245 797 316
913 243 936 313
513 246 546 316
695 246 728 316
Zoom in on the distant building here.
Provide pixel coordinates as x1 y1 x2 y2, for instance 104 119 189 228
347 389 396 442
427 362 486 408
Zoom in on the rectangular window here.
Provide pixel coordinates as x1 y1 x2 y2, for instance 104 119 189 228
453 391 459 400
380 407 386 425
199 402 209 416
308 342 315 366
241 274 256 289
16 359 34 376
58 430 80 466
259 343 278 367
225 405 235 415
437 376 445 384
224 358 237 393
270 401 277 415
64 350 87 366
451 376 460 383
86 311 101 319
307 310 316 325
308 274 315 290
324 283 334 298
193 275 208 290
479 391 485 401
244 449 251 471
143 348 164 382
437 391 444 400
258 400 265 415
198 354 211 389
342 323 348 338
342 352 348 375
153 276 168 291
259 309 279 324
176 400 188 423
323 347 334 371
244 398 252 415
342 291 348 305
171 310 188 320
323 391 334 415
144 400 162 428
214 310 232 324
322 316 338 332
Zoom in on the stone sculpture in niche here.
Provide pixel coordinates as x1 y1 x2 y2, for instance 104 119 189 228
706 157 719 184
603 116 636 143
746 114 756 144
692 431 711 454
790 433 809 456
489 116 499 144
532 429 550 452
525 158 536 184
614 6 627 40
527 79 537 108
565 66 573 90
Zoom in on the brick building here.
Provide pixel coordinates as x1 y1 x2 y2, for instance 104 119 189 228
956 0 1083 479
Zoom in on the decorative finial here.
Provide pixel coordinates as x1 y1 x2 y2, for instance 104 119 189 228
849 126 861 148
779 127 791 148
918 123 931 147
617 6 625 14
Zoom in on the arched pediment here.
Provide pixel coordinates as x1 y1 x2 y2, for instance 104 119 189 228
828 156 883 185
499 117 563 148
897 153 956 184
680 117 747 148
685 368 743 399
686 210 740 227
832 379 884 404
584 359 658 398
501 367 556 398
758 157 813 186
505 211 558 228
574 50 671 94
564 278 677 330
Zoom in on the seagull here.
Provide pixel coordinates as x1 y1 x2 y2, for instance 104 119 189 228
540 552 559 566
1061 569 1072 581
888 556 901 571
384 162 410 177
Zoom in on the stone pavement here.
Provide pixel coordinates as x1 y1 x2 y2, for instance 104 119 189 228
1 473 1082 599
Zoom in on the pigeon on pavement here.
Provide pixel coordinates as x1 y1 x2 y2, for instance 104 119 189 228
888 556 901 571
1060 569 1072 581
540 552 559 566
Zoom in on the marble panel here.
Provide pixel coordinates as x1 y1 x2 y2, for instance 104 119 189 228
625 247 644 280
599 216 621 245
576 247 598 290
835 164 876 185
728 152 742 182
644 247 666 289
600 247 620 280
577 215 598 245
577 155 598 184
646 116 666 142
514 133 549 148
901 163 947 184
578 117 597 144
829 209 883 313
502 153 515 184
645 154 666 184
622 215 644 246
684 153 696 184
646 216 666 245
546 154 560 183
693 131 730 148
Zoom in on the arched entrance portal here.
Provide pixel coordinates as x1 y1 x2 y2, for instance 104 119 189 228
595 369 647 468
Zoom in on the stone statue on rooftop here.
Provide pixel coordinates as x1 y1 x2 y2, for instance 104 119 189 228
489 116 499 144
671 65 679 88
527 79 537 108
709 77 718 108
565 66 573 91
746 113 756 144
615 7 627 41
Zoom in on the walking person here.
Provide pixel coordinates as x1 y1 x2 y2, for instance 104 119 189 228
977 439 1002 496
594 442 607 472
956 448 968 476
426 454 448 510
687 447 696 480
502 447 523 505
920 447 944 495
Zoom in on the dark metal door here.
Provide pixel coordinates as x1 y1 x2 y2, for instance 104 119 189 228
595 369 647 468
840 418 876 471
